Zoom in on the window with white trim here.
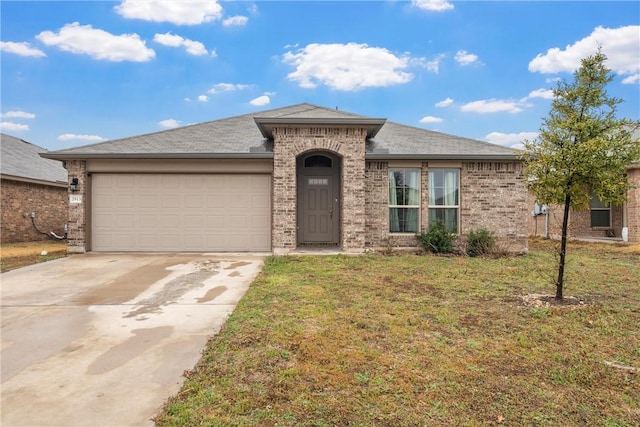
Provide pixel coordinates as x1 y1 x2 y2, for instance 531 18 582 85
590 193 611 227
389 168 420 233
428 168 459 233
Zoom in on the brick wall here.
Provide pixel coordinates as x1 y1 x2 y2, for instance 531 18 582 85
65 160 87 253
364 160 528 253
1 178 67 243
460 161 528 253
272 126 366 253
627 168 640 242
527 188 632 242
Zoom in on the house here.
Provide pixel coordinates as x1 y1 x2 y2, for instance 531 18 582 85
528 163 640 242
528 124 640 243
41 103 528 254
1 133 68 243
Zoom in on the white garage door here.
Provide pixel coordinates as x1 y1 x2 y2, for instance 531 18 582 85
91 174 271 252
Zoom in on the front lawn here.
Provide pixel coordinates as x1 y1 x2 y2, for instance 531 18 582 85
156 239 640 426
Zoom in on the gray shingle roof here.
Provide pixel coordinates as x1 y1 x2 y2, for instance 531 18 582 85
43 103 518 160
1 133 68 184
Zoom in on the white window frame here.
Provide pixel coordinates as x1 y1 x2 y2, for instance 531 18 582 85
428 168 460 233
389 168 421 234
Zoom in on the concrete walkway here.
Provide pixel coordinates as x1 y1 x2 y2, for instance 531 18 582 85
1 253 264 426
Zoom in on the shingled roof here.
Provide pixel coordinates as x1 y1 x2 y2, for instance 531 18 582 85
43 103 519 160
1 133 67 185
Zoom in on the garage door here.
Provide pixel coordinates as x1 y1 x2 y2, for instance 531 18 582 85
91 174 271 252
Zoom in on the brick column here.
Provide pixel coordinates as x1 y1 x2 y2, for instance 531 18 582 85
271 126 367 253
66 160 87 253
626 167 640 242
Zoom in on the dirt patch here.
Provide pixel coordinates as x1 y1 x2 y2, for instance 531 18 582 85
519 293 599 308
1 241 67 257
1 241 68 273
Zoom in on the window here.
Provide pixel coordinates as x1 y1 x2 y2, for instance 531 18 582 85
428 169 459 232
590 193 611 227
304 155 332 168
389 168 420 233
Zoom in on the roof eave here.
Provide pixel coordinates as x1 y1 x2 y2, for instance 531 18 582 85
254 117 387 139
40 152 276 161
365 153 522 161
1 173 68 188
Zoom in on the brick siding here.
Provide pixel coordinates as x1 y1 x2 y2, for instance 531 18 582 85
627 168 640 242
364 160 528 253
460 161 528 252
527 167 639 242
65 160 87 253
272 126 366 253
1 178 67 243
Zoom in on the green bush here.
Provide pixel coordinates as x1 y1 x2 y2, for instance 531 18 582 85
466 228 495 257
417 220 455 254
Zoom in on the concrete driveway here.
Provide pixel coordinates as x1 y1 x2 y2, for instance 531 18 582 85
1 253 264 426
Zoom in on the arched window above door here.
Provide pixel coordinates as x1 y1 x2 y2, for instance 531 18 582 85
304 155 333 168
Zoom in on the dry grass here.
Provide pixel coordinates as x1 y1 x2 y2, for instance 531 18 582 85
0 240 67 272
156 239 640 426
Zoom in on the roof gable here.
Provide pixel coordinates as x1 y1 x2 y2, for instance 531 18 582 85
1 133 68 184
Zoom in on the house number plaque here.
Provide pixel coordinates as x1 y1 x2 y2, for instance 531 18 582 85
70 195 83 204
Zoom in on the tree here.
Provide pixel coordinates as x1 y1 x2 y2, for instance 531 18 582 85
523 50 640 300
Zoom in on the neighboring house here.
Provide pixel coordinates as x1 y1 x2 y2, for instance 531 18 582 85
41 103 528 254
1 133 68 243
528 163 640 242
528 124 640 243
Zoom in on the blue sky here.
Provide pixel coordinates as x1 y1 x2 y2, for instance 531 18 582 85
1 1 639 151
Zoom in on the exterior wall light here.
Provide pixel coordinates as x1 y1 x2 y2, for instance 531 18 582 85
69 177 80 192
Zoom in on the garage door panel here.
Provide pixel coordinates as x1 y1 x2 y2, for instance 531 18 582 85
92 174 270 252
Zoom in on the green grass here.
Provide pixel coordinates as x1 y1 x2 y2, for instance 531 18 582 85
156 239 640 426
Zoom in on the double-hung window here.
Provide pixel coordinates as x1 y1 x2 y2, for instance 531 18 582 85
428 168 459 232
389 168 420 233
590 193 611 228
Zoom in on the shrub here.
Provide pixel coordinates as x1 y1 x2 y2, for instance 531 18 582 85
466 228 495 257
417 220 455 254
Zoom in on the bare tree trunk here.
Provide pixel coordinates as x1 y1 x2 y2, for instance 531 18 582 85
556 193 571 299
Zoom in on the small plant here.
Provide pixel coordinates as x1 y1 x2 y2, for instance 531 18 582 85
466 228 495 257
417 220 455 254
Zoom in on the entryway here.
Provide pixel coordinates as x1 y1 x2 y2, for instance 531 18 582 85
296 152 341 246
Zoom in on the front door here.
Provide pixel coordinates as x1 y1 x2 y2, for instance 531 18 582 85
297 154 340 245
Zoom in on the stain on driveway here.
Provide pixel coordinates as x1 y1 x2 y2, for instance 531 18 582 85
1 253 264 426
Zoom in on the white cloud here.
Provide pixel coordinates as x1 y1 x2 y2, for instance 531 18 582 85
153 32 210 56
57 134 105 142
528 25 640 78
184 97 192 102
208 82 251 94
546 77 561 84
527 88 554 100
115 0 223 25
412 0 454 12
283 43 413 91
622 73 640 85
223 16 248 27
435 97 454 107
419 116 443 124
250 95 270 106
0 121 29 132
485 131 539 149
198 95 209 102
36 22 155 62
158 119 181 129
411 54 444 73
454 50 478 66
0 41 46 58
1 111 36 119
460 99 525 114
